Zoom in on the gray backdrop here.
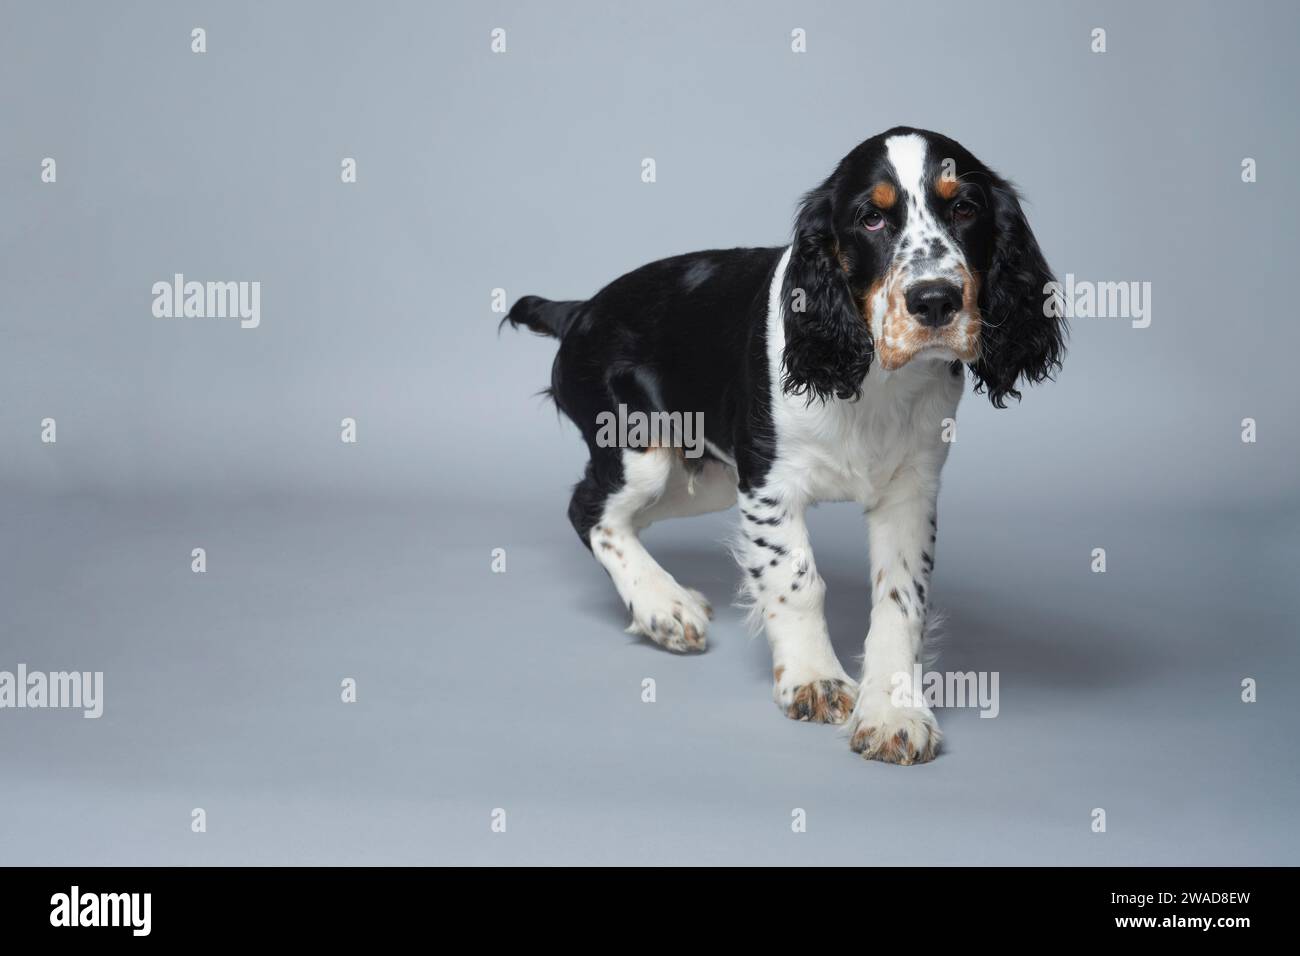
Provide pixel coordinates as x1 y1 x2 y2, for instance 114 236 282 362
2 0 1297 865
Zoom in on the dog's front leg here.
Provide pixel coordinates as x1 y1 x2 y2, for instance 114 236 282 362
737 490 856 723
849 479 941 764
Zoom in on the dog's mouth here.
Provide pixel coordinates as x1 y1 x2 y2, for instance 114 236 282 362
866 266 981 371
876 326 980 371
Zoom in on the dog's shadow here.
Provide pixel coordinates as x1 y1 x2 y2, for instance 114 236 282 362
591 540 1161 690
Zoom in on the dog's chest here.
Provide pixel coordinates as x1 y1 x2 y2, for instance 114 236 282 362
768 363 961 506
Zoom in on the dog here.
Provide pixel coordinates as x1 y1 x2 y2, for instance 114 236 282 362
503 127 1064 764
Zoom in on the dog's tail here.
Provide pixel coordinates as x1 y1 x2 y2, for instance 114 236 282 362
500 295 585 340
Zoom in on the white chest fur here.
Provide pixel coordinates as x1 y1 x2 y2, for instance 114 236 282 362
764 246 963 507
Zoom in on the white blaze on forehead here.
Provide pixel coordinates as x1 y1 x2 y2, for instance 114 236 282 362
883 133 963 278
884 133 929 197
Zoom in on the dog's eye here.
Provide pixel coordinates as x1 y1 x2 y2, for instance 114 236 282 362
862 210 886 232
952 200 978 222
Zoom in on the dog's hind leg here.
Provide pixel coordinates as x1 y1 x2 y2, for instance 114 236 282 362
570 448 721 653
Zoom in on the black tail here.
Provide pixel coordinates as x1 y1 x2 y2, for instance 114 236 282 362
500 295 585 339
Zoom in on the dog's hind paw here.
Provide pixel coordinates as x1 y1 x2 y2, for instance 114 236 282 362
626 581 710 653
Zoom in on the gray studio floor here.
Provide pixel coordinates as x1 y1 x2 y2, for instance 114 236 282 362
1 490 1295 866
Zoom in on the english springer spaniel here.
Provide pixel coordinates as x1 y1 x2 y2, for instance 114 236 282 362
504 127 1064 764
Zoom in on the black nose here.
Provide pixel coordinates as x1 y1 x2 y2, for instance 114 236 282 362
905 281 963 328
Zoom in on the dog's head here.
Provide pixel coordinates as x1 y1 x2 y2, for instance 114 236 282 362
781 127 1064 406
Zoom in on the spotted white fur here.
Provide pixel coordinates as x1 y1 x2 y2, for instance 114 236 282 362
886 133 964 282
760 244 959 759
869 134 981 370
589 448 728 652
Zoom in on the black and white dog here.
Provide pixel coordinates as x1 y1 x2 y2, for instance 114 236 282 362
504 127 1064 764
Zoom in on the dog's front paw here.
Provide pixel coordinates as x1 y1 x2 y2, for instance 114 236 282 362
626 581 711 653
774 669 857 723
847 692 941 765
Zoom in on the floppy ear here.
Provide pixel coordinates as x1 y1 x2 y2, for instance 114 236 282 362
780 185 873 403
970 180 1066 408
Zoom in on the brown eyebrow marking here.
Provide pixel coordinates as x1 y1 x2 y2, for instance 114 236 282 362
870 182 897 208
935 176 959 200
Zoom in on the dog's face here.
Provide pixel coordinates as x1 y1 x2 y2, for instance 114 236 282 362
838 133 985 372
781 126 1064 407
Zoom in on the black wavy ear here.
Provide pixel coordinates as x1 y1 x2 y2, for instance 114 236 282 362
971 180 1066 407
780 185 873 403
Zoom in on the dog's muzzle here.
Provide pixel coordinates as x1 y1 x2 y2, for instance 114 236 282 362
872 266 981 371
